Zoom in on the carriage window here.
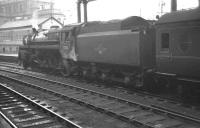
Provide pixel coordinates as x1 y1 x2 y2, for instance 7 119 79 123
161 33 169 49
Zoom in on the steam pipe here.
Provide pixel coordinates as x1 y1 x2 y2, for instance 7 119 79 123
77 0 81 23
171 0 177 12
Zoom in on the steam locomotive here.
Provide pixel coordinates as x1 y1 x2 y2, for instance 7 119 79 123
18 8 200 100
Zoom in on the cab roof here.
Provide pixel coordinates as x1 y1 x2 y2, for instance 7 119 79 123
157 8 200 24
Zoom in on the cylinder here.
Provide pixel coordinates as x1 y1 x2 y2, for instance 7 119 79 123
171 0 177 12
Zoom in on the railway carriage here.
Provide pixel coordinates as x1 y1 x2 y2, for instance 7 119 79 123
156 8 200 79
154 8 200 97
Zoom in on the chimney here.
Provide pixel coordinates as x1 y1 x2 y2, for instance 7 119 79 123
77 0 81 23
171 0 177 12
83 0 88 23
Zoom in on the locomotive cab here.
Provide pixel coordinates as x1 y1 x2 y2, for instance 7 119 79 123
59 28 76 60
59 26 79 75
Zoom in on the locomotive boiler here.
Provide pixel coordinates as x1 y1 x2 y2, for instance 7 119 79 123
19 28 62 69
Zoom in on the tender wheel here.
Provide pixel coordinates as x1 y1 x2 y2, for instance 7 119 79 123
143 73 159 92
60 69 70 77
21 60 28 69
100 73 107 81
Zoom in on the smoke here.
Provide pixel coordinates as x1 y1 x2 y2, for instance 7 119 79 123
31 10 39 30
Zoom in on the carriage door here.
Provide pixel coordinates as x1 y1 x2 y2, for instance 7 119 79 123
157 31 173 72
60 31 77 61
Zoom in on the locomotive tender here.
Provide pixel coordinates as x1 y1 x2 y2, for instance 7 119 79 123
18 8 200 98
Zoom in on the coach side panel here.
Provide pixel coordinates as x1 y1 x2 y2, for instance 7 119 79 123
156 23 200 79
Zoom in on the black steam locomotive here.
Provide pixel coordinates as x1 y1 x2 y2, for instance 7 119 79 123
18 8 200 100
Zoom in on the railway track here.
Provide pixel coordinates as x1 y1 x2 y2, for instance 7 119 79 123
0 62 200 118
0 74 136 128
0 64 200 127
0 83 82 128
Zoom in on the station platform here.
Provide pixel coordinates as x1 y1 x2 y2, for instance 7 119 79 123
0 53 18 63
0 53 18 57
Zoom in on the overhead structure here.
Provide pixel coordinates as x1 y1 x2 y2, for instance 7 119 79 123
77 0 81 23
171 0 177 12
83 0 88 23
77 0 96 23
199 0 200 7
